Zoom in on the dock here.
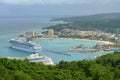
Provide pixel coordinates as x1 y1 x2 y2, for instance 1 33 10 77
44 50 72 56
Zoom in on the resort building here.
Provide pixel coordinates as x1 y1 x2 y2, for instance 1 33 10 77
48 29 54 38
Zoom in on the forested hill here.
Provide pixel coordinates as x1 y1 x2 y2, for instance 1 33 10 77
54 13 120 21
0 52 120 80
49 13 120 33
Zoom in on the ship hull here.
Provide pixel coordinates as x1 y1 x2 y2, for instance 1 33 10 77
10 45 40 53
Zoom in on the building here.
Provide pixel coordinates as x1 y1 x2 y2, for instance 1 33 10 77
118 34 120 46
26 31 37 37
48 29 54 38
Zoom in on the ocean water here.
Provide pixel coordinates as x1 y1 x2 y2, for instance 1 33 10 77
0 17 111 63
0 17 63 35
37 39 111 63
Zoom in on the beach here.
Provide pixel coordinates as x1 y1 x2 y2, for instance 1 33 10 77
36 37 114 45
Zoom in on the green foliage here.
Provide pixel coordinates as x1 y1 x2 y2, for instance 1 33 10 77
89 64 114 80
0 52 120 80
96 51 120 67
49 13 120 33
13 70 32 80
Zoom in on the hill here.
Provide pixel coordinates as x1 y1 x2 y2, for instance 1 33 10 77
0 51 120 80
48 13 120 33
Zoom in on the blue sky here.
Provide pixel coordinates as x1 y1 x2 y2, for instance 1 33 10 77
0 0 120 17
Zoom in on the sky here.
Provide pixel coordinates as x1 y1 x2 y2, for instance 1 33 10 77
0 0 120 17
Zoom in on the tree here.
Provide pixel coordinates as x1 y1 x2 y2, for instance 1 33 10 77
13 70 33 80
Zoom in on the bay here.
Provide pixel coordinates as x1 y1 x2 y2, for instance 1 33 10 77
0 17 111 63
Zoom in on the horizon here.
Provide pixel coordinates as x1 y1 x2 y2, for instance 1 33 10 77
0 12 120 18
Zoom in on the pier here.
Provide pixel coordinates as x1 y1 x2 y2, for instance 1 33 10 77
44 50 72 56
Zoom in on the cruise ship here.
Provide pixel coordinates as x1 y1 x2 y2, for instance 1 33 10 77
9 36 41 52
8 53 54 65
27 53 54 65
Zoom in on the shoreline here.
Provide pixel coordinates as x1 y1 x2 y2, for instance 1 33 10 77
36 37 114 45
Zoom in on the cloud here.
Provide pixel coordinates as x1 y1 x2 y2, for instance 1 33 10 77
0 0 119 5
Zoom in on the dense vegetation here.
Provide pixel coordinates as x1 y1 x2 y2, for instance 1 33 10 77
48 13 120 33
0 51 120 80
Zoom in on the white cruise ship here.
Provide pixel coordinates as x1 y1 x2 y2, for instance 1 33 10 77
27 53 54 65
9 36 41 52
8 53 54 65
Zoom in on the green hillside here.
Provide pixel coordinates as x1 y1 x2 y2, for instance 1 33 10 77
0 51 120 80
48 13 120 33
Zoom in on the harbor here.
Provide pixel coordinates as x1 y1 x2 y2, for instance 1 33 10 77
0 25 119 64
4 29 119 63
0 33 113 63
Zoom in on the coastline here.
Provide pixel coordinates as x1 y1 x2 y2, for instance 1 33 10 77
36 38 114 45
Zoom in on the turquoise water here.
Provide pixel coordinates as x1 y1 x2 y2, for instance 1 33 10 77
0 29 45 56
0 33 110 63
36 39 110 63
0 17 111 63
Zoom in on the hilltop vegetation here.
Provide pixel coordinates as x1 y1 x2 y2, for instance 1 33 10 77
0 51 120 80
48 13 120 33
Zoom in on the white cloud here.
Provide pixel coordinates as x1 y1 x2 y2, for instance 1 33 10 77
0 0 119 5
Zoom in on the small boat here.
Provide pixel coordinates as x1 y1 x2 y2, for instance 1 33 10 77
94 54 102 59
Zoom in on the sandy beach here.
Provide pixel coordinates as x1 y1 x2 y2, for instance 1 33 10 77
37 38 114 45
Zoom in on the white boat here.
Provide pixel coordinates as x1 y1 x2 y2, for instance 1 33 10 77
94 54 102 59
7 53 54 65
27 53 54 65
9 37 41 52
